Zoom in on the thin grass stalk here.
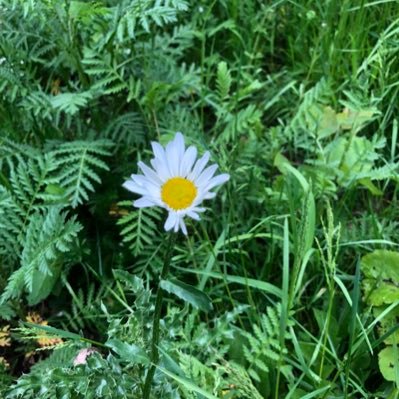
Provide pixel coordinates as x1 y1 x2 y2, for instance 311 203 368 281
143 233 177 399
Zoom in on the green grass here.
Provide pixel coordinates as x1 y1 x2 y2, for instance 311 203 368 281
1 0 399 398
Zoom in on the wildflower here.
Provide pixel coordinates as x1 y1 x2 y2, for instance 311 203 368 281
73 347 98 366
0 325 11 347
123 132 229 234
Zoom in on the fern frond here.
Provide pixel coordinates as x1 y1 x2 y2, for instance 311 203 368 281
1 207 82 304
243 304 292 381
0 186 22 262
8 153 59 210
50 91 93 116
21 90 53 119
116 0 188 41
117 201 162 256
104 112 146 146
155 24 195 57
222 104 262 141
52 140 112 207
0 138 39 170
0 153 60 263
82 49 130 96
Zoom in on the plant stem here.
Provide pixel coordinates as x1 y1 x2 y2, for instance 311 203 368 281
143 233 176 399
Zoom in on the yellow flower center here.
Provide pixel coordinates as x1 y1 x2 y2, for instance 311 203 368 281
161 177 197 210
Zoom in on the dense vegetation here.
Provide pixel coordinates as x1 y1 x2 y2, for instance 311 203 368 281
1 0 399 398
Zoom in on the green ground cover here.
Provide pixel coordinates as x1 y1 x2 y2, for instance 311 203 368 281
1 0 399 397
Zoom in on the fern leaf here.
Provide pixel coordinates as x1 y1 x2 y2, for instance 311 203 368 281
104 112 145 146
1 207 82 304
0 139 39 170
222 104 262 141
117 201 162 256
52 140 112 207
0 153 61 263
50 91 93 115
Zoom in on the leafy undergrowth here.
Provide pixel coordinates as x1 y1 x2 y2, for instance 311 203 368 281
1 0 399 398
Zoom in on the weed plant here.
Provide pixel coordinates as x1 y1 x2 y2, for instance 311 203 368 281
1 0 399 398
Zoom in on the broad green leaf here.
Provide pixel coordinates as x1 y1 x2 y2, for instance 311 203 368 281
373 306 399 345
379 346 399 382
324 136 376 187
362 250 399 306
336 107 377 131
367 283 399 307
362 250 399 282
305 104 338 138
274 153 309 192
27 263 61 305
160 279 213 312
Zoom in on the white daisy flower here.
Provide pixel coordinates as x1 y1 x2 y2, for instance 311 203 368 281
123 132 229 235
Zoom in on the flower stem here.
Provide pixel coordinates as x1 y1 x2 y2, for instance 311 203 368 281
143 233 176 399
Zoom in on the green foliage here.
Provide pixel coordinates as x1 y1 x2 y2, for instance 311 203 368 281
1 207 82 305
105 112 146 146
1 0 399 397
6 351 140 399
243 304 293 383
117 202 162 257
362 250 399 308
379 346 399 383
160 278 213 312
216 61 232 101
50 91 94 116
51 140 112 207
361 250 399 383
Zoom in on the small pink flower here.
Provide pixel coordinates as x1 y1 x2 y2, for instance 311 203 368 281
73 348 97 366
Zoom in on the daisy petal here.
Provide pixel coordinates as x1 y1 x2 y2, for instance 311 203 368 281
196 164 218 187
123 180 148 196
204 173 230 191
180 146 197 177
174 132 185 161
173 215 180 232
151 141 166 161
165 132 186 176
179 218 188 235
131 174 160 198
151 142 171 177
187 210 200 221
188 151 210 181
134 197 155 208
150 158 169 181
131 174 147 186
138 161 162 185
166 140 179 176
203 192 217 199
164 212 177 231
